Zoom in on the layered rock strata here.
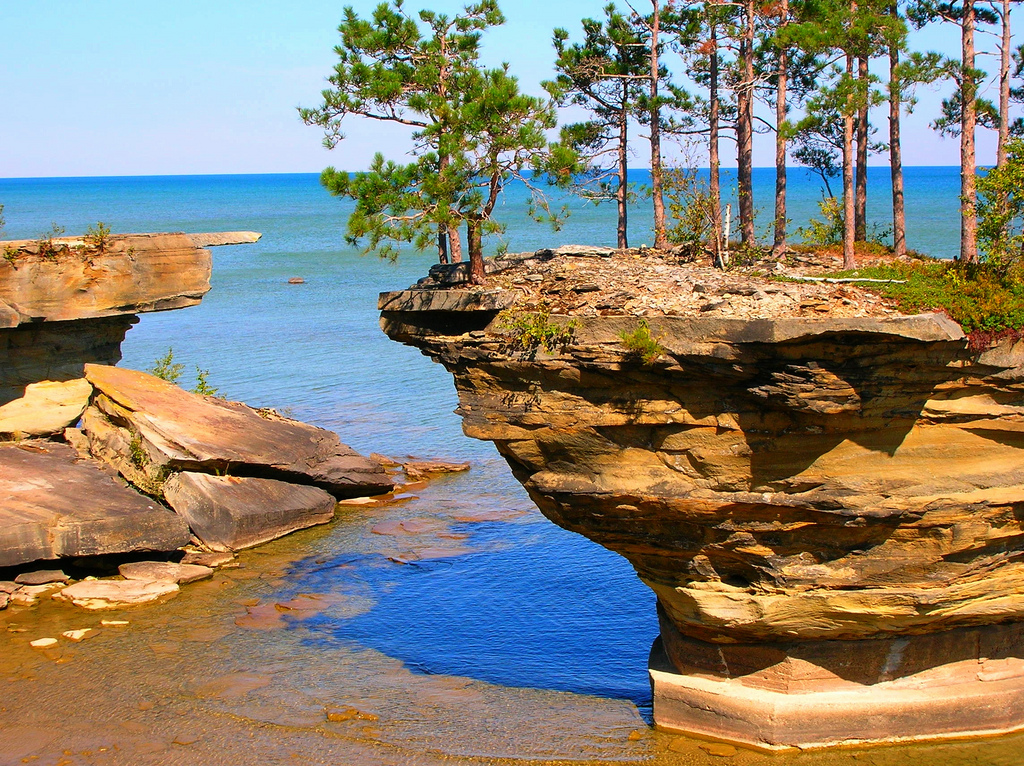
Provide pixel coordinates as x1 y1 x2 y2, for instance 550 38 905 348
0 231 259 404
0 441 190 568
380 258 1024 748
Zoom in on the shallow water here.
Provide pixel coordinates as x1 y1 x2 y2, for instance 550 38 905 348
0 172 1020 764
5 479 1024 765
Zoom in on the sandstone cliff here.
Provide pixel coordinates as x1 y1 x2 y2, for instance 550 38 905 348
381 248 1024 745
0 231 259 403
380 249 1024 646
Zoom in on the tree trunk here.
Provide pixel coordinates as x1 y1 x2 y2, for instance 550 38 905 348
961 0 978 262
448 225 463 262
617 98 630 250
999 0 1011 166
467 219 485 285
650 0 667 250
889 36 907 258
709 19 722 256
844 53 856 269
737 0 756 245
437 230 449 264
855 56 869 242
773 16 789 258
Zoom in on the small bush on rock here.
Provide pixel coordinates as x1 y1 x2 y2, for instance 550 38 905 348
619 319 665 364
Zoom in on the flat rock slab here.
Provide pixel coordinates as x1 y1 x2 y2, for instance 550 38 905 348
0 442 191 568
0 379 92 438
83 364 394 498
402 459 470 479
180 550 235 568
14 569 70 586
163 472 337 552
118 561 213 584
56 579 179 609
0 233 213 324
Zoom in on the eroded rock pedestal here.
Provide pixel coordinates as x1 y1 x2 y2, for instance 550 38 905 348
380 273 1024 749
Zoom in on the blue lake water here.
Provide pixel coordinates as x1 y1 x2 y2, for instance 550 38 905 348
0 169 995 764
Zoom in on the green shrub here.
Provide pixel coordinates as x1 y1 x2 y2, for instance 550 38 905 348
192 367 219 397
619 319 665 364
148 348 184 384
826 260 1024 340
37 223 68 259
84 222 112 253
497 308 578 354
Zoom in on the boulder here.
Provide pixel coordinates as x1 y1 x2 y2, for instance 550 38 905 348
81 364 394 498
118 561 213 584
55 579 179 609
162 472 337 552
0 442 191 568
0 379 92 438
0 316 136 406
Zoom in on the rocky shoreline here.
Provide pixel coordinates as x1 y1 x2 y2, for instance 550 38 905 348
0 231 469 617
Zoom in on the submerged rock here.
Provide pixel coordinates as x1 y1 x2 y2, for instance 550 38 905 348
56 579 180 609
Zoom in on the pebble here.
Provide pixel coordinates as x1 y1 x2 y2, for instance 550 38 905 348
287 277 305 285
61 628 99 642
324 706 379 723
700 742 739 757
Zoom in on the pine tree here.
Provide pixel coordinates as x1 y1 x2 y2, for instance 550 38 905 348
546 4 650 249
910 0 998 261
301 1 571 284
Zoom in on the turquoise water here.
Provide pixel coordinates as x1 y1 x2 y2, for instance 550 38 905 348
0 168 964 726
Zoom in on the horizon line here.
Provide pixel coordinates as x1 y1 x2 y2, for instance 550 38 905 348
0 166 968 182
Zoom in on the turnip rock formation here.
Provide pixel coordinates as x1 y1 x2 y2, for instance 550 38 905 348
380 247 1024 749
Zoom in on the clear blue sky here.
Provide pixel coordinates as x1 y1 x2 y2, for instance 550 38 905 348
0 0 1000 178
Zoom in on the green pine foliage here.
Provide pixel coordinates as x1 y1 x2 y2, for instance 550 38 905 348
977 138 1024 271
301 0 576 281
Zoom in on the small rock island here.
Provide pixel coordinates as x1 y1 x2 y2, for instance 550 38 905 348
380 246 1024 750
